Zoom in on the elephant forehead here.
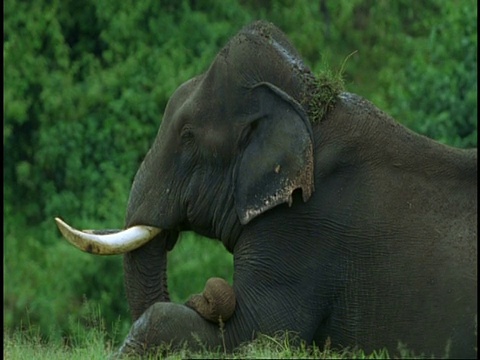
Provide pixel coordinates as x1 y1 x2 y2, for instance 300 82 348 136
209 29 308 105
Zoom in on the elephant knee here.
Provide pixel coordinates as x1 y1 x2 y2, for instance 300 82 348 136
116 302 227 357
185 277 236 323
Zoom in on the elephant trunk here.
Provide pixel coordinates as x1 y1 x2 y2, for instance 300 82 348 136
185 277 236 323
124 231 176 321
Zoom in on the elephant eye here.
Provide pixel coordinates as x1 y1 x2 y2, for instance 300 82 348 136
180 125 195 143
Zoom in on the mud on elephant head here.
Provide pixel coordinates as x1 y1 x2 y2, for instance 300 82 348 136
56 20 477 359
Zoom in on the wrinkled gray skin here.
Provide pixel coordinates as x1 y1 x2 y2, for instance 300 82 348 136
115 21 477 358
185 277 236 324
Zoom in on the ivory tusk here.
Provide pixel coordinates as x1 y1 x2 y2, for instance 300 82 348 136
54 217 162 255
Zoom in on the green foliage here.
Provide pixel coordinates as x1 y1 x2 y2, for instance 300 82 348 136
4 0 477 348
382 1 477 148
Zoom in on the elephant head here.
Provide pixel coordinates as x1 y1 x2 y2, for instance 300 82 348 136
56 20 319 321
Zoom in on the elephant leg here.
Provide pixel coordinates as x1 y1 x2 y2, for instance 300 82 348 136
113 292 319 358
113 302 226 358
185 277 236 324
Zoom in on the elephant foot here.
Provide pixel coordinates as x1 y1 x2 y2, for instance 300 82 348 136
185 277 236 324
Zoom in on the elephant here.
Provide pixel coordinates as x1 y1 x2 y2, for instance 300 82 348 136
55 20 477 358
185 277 236 324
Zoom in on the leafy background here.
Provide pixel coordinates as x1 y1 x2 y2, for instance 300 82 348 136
4 0 477 344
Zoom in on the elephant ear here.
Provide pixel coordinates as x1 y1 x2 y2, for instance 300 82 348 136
234 82 315 225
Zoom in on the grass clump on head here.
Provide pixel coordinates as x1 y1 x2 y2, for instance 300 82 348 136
302 53 355 124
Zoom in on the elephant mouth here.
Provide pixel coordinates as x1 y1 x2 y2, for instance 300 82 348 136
54 217 162 255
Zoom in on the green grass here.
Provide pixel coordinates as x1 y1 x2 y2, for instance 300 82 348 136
301 55 349 124
2 332 387 360
4 323 423 360
2 303 434 360
4 328 113 360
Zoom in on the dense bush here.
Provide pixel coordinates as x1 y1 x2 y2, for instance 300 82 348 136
4 0 477 344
